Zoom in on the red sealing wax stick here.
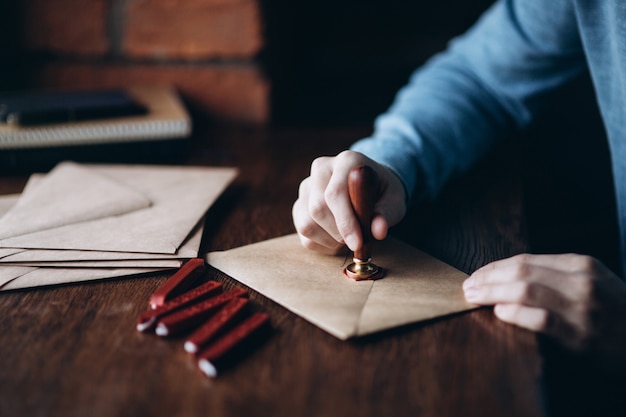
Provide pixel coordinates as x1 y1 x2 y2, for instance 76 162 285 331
136 280 222 332
197 312 270 378
184 297 249 354
155 288 248 337
149 258 206 309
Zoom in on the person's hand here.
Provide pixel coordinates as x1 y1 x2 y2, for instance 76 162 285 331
463 253 626 370
292 150 407 254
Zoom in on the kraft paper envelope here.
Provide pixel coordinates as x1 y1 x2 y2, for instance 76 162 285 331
0 195 26 259
0 196 35 288
0 248 24 259
0 194 18 215
0 164 220 290
0 259 181 268
0 174 204 266
0 162 152 240
1 265 169 291
206 234 477 340
0 164 237 254
0 265 36 288
0 193 168 289
0 219 204 265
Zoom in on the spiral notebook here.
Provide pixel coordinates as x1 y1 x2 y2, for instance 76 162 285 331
0 86 192 171
0 86 191 149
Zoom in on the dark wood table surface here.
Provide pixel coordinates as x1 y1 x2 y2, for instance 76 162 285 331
0 126 622 417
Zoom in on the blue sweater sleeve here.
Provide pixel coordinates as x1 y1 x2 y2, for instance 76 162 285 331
351 0 586 202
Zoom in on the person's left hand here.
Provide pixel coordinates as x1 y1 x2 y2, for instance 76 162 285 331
463 253 626 371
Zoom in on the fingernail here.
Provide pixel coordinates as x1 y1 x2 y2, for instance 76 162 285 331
464 287 479 302
345 234 358 251
462 277 474 290
493 304 507 318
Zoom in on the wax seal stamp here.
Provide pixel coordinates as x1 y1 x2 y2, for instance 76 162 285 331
343 165 385 281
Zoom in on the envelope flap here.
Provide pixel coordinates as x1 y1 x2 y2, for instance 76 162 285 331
0 248 25 260
0 162 152 239
0 265 37 288
1 266 169 290
0 219 203 263
355 239 476 337
0 195 21 261
0 194 19 215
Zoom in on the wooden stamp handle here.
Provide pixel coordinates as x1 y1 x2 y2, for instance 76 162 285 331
347 165 379 260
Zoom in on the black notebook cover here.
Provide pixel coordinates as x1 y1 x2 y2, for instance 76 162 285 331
0 89 147 126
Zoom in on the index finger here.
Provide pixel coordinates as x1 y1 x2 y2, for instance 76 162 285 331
322 157 363 251
473 253 601 275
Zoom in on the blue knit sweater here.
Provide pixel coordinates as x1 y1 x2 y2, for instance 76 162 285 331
352 0 626 275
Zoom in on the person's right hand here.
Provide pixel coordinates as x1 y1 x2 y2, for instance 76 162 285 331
292 150 408 255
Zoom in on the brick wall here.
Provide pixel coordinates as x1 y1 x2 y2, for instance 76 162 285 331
17 0 269 125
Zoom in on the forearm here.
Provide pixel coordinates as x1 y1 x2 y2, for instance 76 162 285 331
352 0 586 201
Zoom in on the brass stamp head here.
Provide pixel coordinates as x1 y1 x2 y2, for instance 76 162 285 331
343 257 385 281
342 165 386 281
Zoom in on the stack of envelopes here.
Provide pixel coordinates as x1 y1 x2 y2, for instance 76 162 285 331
0 161 237 291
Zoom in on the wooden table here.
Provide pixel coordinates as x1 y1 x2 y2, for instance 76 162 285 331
0 127 619 417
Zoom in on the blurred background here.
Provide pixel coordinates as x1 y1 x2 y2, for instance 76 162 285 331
0 0 495 126
0 0 620 273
